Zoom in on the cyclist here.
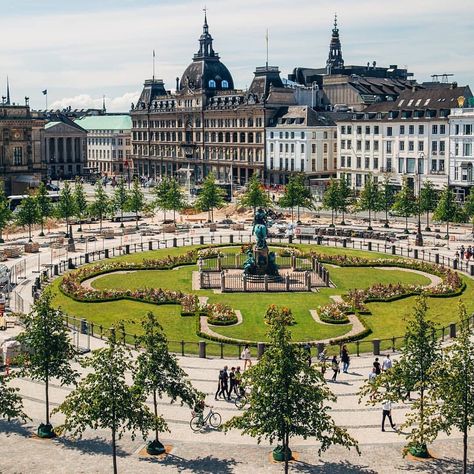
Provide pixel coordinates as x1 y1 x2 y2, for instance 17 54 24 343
194 395 207 426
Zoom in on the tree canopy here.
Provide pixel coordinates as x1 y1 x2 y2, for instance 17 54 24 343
195 173 225 222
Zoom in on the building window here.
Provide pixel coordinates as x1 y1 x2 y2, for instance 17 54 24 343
464 124 473 135
221 80 229 88
270 143 274 152
387 127 392 136
364 157 370 169
373 157 379 169
13 147 23 165
374 126 379 135
300 159 304 171
386 141 392 154
208 80 216 88
324 143 328 153
300 144 305 153
419 125 424 134
356 156 361 169
374 141 379 152
418 141 424 152
365 140 370 151
439 141 446 154
356 126 362 135
301 132 305 139
408 141 414 151
409 125 414 134
399 141 405 151
356 140 361 151
400 125 405 134
440 124 446 134
432 124 438 134
311 144 316 154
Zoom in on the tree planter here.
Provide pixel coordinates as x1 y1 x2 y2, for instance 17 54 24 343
146 440 166 455
409 443 430 458
37 423 56 439
272 445 292 462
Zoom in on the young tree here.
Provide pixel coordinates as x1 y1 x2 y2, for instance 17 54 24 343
431 303 474 474
36 182 53 236
112 177 128 228
73 179 88 232
463 190 474 235
322 178 340 227
127 178 145 229
278 174 313 223
16 194 40 242
166 178 188 223
433 186 458 238
359 297 441 458
239 173 272 217
337 175 352 225
378 176 395 228
153 177 172 222
0 188 12 243
195 173 226 222
224 305 358 474
89 181 110 232
357 174 379 230
392 179 415 233
57 181 76 236
54 327 156 474
17 290 77 438
0 374 27 422
134 312 199 454
418 180 437 232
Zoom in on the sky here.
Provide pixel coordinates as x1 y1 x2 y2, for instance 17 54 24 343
0 0 473 112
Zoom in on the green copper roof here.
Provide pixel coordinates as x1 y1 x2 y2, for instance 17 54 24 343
45 121 61 129
74 115 131 131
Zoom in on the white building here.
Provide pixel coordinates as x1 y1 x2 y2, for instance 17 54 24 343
75 115 132 177
337 84 472 192
449 105 474 200
266 107 344 188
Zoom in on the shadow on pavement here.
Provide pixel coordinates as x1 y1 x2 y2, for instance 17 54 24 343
291 460 377 473
399 457 473 473
0 419 32 438
55 436 128 458
141 453 239 473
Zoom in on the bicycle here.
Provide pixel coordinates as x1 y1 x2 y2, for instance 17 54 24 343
234 393 248 410
190 407 222 432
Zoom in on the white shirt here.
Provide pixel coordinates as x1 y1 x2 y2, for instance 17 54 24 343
382 400 392 411
382 358 392 370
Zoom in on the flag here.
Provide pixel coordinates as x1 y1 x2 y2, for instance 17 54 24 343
42 89 47 95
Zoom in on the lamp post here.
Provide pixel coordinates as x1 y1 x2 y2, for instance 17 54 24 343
415 152 424 247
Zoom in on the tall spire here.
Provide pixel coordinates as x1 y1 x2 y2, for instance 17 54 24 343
6 76 10 105
102 95 106 113
326 13 344 73
195 7 216 59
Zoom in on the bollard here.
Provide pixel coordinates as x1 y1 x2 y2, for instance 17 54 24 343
199 236 204 245
199 341 206 358
125 244 130 254
105 249 109 259
288 235 293 244
325 271 330 287
285 274 290 291
342 238 347 248
435 253 439 264
80 318 88 335
413 249 418 259
230 234 234 244
53 264 59 276
68 258 74 270
453 259 458 270
317 236 323 245
391 245 396 255
264 274 269 292
470 265 474 277
316 342 325 356
148 241 153 251
368 242 372 251
243 274 247 292
372 339 381 356
257 342 265 359
220 271 226 292
173 237 177 247
449 322 456 338
85 253 89 264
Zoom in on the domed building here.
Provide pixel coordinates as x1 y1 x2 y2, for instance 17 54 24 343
179 13 234 92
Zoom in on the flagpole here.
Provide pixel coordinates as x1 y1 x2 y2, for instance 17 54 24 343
265 28 269 68
152 50 156 81
45 92 48 110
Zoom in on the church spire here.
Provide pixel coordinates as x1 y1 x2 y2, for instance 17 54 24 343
6 76 10 105
326 13 344 73
195 7 216 59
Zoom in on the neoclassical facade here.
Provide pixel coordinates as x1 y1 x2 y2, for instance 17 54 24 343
130 15 296 185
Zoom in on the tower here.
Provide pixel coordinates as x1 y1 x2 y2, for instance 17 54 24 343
326 14 344 74
195 9 216 59
6 76 10 105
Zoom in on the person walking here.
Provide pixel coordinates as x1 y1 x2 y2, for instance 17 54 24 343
341 345 350 373
229 367 236 399
373 357 381 375
368 367 377 401
382 354 393 372
241 344 252 370
331 355 340 382
234 366 243 397
381 399 397 432
215 366 230 400
319 350 327 376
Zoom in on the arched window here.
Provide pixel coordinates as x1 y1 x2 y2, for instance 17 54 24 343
209 80 216 88
222 80 229 88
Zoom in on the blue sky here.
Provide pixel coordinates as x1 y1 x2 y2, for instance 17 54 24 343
1 0 473 111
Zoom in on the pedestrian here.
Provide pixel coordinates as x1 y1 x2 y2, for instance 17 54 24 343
341 344 350 373
234 366 243 396
319 350 327 375
331 355 340 382
460 245 465 260
229 367 236 399
241 344 252 370
382 354 392 372
381 399 397 432
303 343 312 367
368 367 377 401
455 250 460 263
214 365 229 400
373 357 381 375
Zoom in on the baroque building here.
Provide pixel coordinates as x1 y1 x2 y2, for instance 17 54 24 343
130 15 296 186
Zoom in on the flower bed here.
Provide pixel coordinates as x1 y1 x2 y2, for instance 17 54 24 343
318 302 351 324
206 303 238 326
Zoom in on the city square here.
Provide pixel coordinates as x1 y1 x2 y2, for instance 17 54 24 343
1 1 474 473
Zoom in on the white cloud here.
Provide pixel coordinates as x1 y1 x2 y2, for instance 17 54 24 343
49 91 140 113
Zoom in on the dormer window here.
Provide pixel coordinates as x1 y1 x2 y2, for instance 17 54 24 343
208 80 216 88
222 80 229 89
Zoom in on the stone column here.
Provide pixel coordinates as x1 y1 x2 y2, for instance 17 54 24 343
220 271 225 292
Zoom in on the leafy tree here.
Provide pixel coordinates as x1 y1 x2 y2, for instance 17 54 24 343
112 177 128 228
36 182 53 237
54 327 156 474
73 179 88 232
337 175 352 225
16 194 40 242
195 173 226 222
378 176 395 228
418 180 437 232
278 174 313 223
359 297 441 458
0 188 12 243
463 190 474 235
17 290 77 438
89 181 110 232
433 186 458 238
322 178 340 227
239 173 272 218
431 303 474 474
224 305 358 474
357 174 379 230
127 178 145 229
154 177 172 222
392 179 415 233
0 374 28 422
165 178 188 223
57 181 76 236
134 312 199 454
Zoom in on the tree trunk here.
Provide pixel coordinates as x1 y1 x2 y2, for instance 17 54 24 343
291 207 294 224
120 209 124 228
173 209 176 224
211 208 214 223
28 225 32 242
136 212 139 229
153 390 160 442
368 209 372 229
297 205 300 221
284 430 289 474
45 376 50 425
426 211 429 230
405 216 408 232
111 427 118 474
331 209 334 226
99 216 103 232
40 219 44 236
446 221 449 238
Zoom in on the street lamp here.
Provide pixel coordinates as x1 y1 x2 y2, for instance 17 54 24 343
415 152 424 247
